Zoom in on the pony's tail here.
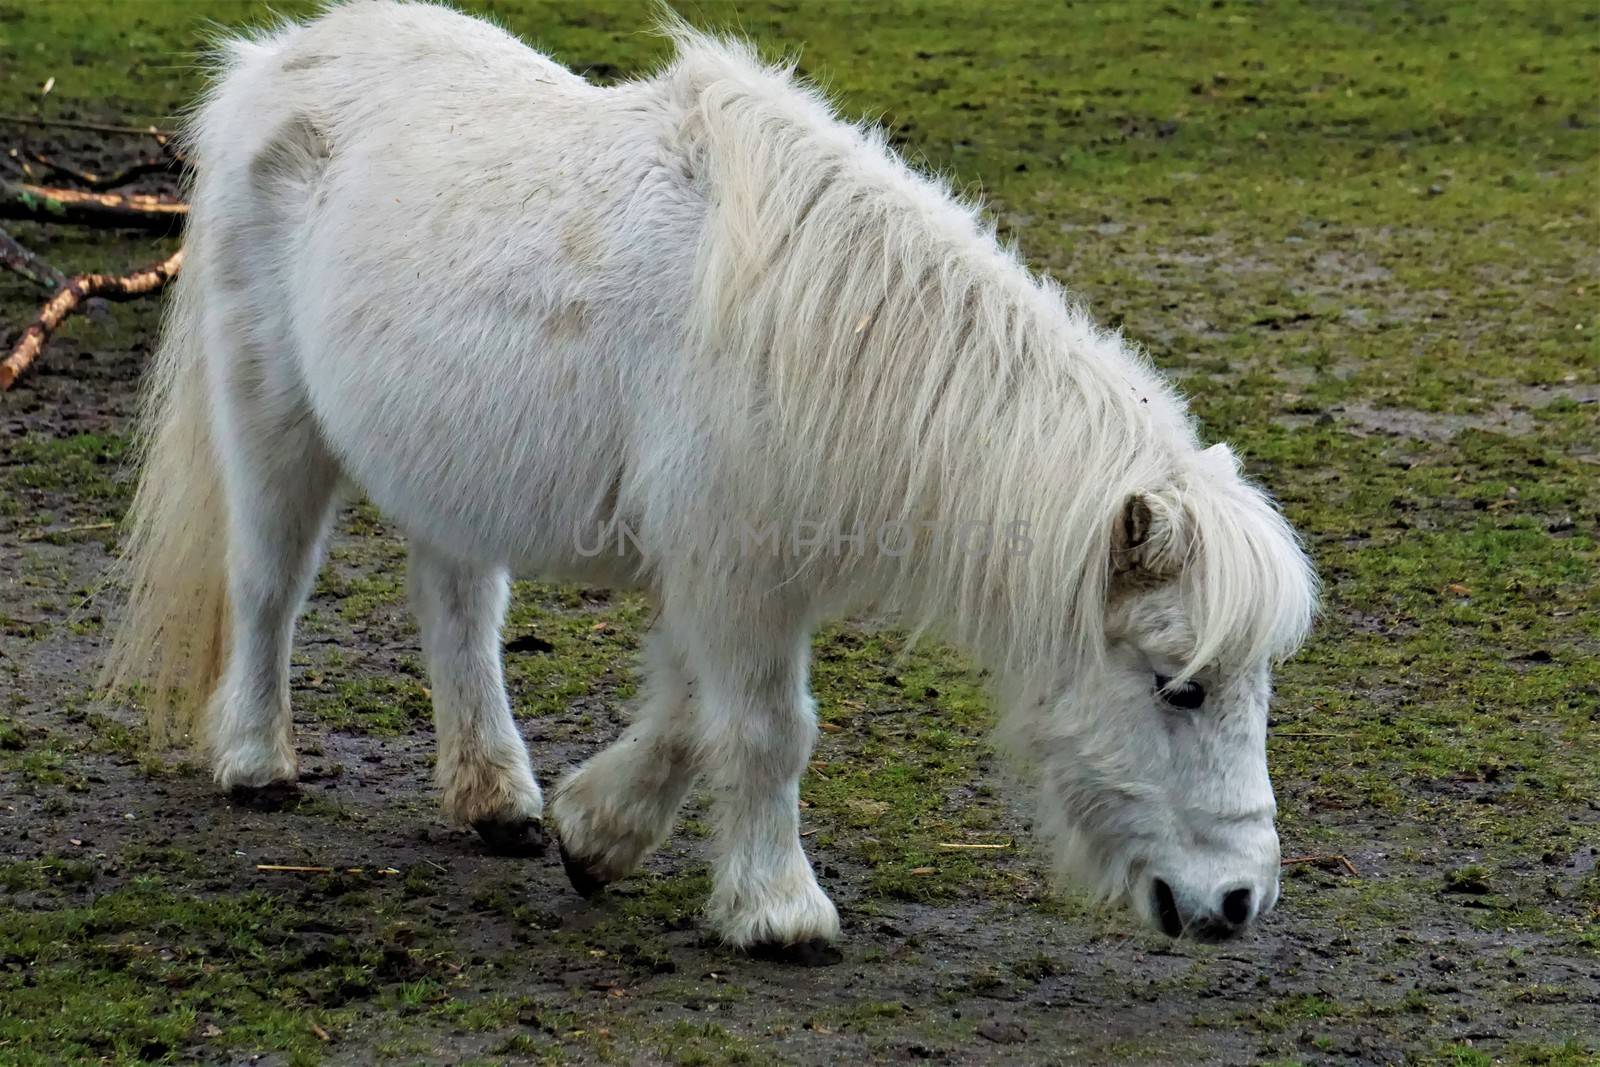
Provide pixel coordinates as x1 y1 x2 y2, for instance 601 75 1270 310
101 243 229 745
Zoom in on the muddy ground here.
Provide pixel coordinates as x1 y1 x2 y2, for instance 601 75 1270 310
2 3 1597 1065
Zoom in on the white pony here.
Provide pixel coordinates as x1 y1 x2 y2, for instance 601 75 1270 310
106 1 1316 959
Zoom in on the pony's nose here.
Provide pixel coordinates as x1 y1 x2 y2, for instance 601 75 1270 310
1193 884 1257 940
1221 886 1252 926
1151 878 1183 938
1150 879 1266 940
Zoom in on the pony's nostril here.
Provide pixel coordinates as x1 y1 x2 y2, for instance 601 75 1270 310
1152 878 1183 938
1221 887 1252 926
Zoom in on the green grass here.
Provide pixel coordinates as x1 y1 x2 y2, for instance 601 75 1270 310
0 880 358 1065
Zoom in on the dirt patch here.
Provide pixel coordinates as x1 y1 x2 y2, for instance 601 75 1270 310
1273 383 1599 442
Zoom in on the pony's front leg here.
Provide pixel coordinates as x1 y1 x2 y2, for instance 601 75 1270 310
409 543 545 855
550 630 700 893
693 630 841 961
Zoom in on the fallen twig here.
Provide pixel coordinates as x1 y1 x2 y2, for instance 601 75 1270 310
22 148 182 191
1282 853 1360 877
1 179 187 231
0 225 69 293
0 113 175 146
937 841 1012 850
255 863 400 876
20 520 115 542
1 247 182 390
1271 732 1355 738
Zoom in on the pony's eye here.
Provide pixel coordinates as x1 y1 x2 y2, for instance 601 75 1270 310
1154 674 1206 710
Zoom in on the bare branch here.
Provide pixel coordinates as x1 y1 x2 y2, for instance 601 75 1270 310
0 113 175 146
0 178 187 232
0 225 70 293
22 148 184 191
1 247 183 390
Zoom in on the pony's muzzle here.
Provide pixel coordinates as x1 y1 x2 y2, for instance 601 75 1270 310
1149 876 1274 941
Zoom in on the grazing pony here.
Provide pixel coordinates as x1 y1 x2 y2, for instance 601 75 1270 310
106 1 1317 957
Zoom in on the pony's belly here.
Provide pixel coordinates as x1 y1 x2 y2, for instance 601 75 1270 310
301 339 631 573
339 441 640 582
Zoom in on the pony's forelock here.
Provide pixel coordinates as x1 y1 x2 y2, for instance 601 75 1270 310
1174 449 1319 682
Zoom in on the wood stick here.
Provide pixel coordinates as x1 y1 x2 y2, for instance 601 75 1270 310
20 520 115 542
1 179 187 231
937 841 1012 850
0 226 69 293
22 149 182 191
0 113 174 144
1282 853 1360 877
1271 732 1355 738
1 247 182 390
255 863 400 876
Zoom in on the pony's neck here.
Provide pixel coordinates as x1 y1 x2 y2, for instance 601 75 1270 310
668 31 1199 674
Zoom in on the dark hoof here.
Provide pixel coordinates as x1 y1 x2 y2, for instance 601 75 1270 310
228 782 301 812
472 817 549 857
746 937 844 967
557 839 609 898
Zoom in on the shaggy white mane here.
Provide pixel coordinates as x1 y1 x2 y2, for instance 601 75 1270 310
664 27 1315 680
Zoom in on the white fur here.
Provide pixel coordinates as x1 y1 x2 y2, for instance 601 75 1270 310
550 631 699 880
106 1 1316 947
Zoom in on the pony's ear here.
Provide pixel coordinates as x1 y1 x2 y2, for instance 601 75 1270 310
1112 490 1189 580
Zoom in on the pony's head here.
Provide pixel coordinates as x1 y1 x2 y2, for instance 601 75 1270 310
1011 444 1317 941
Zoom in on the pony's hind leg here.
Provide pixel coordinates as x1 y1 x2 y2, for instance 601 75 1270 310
208 354 339 798
409 542 545 854
549 629 700 893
